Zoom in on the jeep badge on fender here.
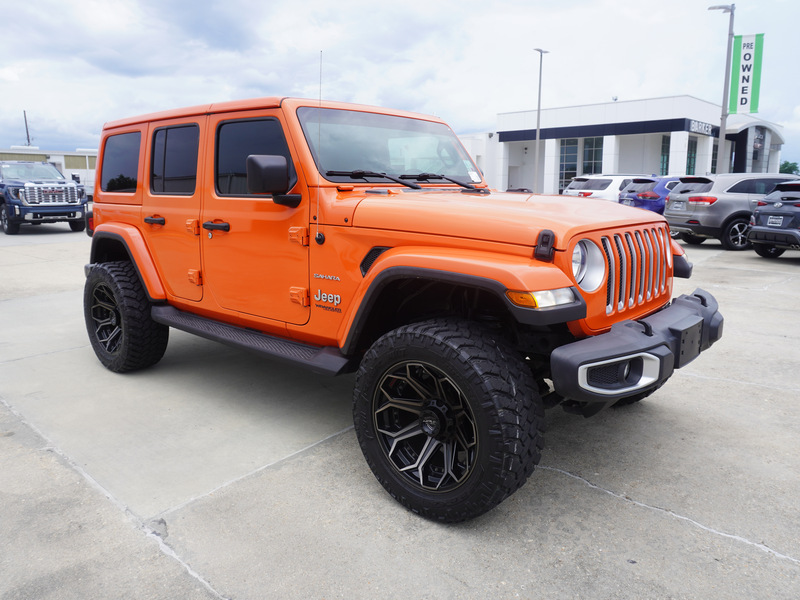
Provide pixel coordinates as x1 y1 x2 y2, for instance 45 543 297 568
84 97 723 522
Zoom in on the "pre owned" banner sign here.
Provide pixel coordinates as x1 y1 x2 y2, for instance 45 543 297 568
729 34 764 114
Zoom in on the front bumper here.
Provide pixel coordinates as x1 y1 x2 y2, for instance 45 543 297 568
550 288 723 405
13 204 86 223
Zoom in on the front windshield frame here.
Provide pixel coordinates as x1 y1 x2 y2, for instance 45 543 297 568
0 162 66 182
296 107 482 186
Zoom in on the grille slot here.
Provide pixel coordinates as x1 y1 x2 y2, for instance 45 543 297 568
599 225 671 316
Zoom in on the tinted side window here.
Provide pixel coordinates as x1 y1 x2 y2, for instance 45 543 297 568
151 125 199 194
754 179 784 195
727 179 757 194
101 132 141 193
216 118 295 196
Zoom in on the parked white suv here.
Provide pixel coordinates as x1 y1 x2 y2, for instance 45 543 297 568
562 175 639 202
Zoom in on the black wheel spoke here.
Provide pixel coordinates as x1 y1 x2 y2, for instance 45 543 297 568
373 359 477 493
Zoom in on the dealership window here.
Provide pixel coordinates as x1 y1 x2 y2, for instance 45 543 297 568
582 137 603 174
559 138 578 191
660 136 670 176
151 125 199 194
711 141 718 174
686 137 698 175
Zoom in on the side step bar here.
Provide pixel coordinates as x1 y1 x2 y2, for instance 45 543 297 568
151 305 353 376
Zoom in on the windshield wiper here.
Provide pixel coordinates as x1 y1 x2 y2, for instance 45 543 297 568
399 173 475 190
326 170 421 189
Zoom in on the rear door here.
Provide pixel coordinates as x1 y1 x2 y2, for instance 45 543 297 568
140 118 204 302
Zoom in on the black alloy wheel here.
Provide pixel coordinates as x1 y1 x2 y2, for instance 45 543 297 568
84 261 169 372
353 319 544 522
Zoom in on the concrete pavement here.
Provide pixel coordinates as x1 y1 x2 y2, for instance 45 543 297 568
1 224 799 599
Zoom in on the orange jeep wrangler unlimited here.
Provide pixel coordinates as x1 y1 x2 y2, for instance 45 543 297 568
84 97 723 522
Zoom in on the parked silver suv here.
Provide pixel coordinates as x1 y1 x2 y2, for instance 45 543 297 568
664 173 800 250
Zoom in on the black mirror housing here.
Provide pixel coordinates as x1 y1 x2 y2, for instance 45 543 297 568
246 155 290 195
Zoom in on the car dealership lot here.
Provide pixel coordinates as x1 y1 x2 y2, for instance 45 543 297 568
1 226 799 599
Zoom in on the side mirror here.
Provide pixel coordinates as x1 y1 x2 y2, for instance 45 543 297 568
71 173 81 183
246 155 301 208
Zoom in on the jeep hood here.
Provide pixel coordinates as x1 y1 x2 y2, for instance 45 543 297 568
351 190 665 250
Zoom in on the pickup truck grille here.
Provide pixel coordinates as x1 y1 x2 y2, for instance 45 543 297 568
22 185 81 205
600 224 671 316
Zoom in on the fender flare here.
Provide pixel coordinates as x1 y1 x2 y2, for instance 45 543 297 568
88 223 166 301
338 247 586 354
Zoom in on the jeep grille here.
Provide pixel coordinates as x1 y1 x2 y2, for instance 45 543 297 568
600 225 670 315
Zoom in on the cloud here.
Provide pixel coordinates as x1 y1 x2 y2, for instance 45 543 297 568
2 0 799 160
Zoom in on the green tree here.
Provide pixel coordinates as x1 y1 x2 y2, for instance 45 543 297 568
780 160 799 174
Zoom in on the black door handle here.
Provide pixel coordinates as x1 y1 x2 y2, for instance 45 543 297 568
144 216 166 225
202 221 230 232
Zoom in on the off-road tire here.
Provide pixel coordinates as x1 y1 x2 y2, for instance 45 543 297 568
69 220 86 232
680 233 705 245
1 204 20 235
353 319 544 523
721 218 751 251
84 261 169 372
753 244 785 259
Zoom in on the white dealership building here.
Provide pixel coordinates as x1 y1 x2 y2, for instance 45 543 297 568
460 95 786 194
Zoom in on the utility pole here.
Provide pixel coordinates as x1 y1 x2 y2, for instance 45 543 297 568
533 48 548 194
23 110 32 146
709 4 735 174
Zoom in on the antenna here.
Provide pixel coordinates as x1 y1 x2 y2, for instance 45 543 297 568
315 51 324 244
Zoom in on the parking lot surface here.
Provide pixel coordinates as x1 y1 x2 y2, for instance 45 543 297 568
1 225 799 599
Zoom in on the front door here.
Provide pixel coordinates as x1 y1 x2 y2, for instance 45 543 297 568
200 110 310 325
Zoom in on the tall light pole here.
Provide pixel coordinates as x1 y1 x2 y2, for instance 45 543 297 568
533 48 548 193
709 4 735 174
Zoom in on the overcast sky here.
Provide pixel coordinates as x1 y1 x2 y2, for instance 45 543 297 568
3 0 799 161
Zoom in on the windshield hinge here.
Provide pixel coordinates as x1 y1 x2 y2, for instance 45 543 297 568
187 269 203 286
290 287 310 306
289 226 309 246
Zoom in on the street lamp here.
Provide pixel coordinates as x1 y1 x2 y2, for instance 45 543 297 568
709 4 735 174
533 48 548 193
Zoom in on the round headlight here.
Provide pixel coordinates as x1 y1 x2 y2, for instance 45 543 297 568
572 244 588 282
571 240 605 292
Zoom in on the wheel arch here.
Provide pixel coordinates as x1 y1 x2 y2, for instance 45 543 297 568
89 224 166 301
721 210 752 230
339 248 585 356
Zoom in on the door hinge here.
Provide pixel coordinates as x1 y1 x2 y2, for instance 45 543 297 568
186 219 200 236
288 226 309 246
289 287 310 307
188 269 203 286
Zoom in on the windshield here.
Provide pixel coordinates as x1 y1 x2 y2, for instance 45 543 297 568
673 181 713 195
297 107 482 185
625 181 657 193
566 178 611 191
0 162 65 181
